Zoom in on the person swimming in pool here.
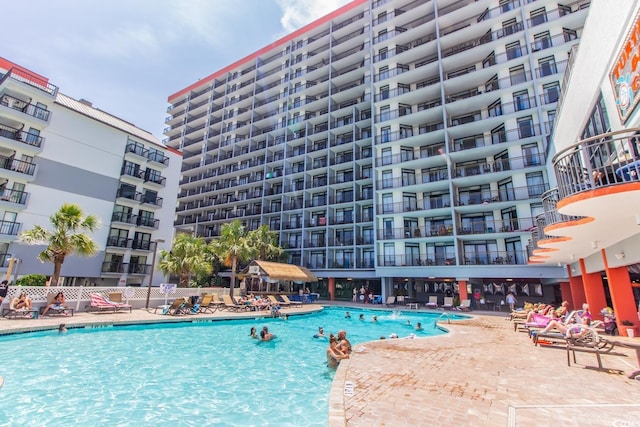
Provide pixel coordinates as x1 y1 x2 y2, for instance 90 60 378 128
249 327 258 339
260 326 275 341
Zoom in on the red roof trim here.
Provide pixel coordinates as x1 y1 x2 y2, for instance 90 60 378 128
168 0 369 102
166 146 183 156
0 57 50 86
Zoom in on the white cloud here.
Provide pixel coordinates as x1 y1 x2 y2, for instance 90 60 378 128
275 0 353 32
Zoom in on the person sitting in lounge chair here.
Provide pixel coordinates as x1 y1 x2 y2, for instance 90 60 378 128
12 292 32 310
536 316 591 337
42 292 67 316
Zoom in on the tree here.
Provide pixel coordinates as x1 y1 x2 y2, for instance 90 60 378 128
19 203 99 287
210 220 255 299
247 224 283 261
157 233 213 287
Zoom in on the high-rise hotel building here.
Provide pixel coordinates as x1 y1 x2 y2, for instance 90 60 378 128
166 0 591 302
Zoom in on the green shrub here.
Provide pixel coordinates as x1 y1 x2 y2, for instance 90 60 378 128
16 274 48 287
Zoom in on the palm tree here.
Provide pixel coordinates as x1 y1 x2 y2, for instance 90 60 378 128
247 225 283 261
19 203 99 287
210 220 255 298
157 233 213 287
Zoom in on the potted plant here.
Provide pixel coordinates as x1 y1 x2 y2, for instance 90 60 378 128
621 320 636 338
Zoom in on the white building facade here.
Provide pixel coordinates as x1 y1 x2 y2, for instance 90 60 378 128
166 0 590 303
0 58 181 287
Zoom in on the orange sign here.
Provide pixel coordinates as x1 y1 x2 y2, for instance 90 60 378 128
611 10 640 123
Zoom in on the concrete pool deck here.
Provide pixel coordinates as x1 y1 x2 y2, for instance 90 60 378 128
2 303 639 426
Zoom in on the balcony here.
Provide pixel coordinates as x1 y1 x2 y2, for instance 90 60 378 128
106 236 130 248
140 194 163 208
137 217 159 229
128 263 151 274
0 94 50 122
116 188 143 203
0 67 58 96
0 220 20 236
101 261 126 273
111 212 137 226
0 123 44 150
0 156 36 176
0 188 28 205
462 250 528 265
131 239 152 250
377 254 457 267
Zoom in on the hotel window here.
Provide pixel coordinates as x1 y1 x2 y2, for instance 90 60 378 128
400 146 414 161
543 82 560 104
381 148 392 165
526 172 545 196
398 83 410 95
529 8 547 26
563 28 577 42
380 85 390 100
530 203 544 222
403 193 417 212
361 165 372 179
381 126 391 143
500 0 514 12
538 56 557 77
378 47 388 61
405 244 420 265
546 110 556 134
533 31 551 51
509 65 527 85
384 243 395 265
380 106 391 121
378 29 388 43
502 18 518 37
377 11 388 24
488 99 502 117
312 192 326 206
498 179 515 201
517 116 534 138
402 169 416 186
382 170 393 189
312 174 327 187
491 124 506 144
382 194 394 214
522 143 541 167
505 41 522 60
379 65 389 80
483 52 496 68
269 217 280 230
513 90 530 111
400 126 413 139
399 104 412 116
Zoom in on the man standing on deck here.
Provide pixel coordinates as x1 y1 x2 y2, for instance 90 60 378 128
0 280 9 307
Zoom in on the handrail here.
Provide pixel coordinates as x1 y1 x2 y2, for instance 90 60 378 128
434 312 451 327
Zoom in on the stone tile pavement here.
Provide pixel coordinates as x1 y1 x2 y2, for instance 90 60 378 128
329 314 640 427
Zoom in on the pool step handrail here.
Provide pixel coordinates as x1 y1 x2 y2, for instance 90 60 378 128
434 312 451 327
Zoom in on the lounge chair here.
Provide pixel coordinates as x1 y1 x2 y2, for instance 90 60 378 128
280 294 302 307
442 297 454 310
396 295 405 305
425 296 438 309
384 296 395 307
457 299 471 311
155 298 188 315
222 295 248 312
268 295 289 308
40 293 74 317
2 297 38 319
210 294 225 310
198 294 216 313
86 293 132 313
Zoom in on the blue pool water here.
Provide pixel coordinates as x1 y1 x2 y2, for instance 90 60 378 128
0 307 460 426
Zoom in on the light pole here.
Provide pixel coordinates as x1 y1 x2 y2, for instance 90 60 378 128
145 238 165 309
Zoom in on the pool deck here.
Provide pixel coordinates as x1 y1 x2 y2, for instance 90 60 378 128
2 303 639 426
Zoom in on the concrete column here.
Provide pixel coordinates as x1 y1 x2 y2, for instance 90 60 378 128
567 267 586 312
579 258 607 321
559 279 572 307
458 280 468 302
603 251 638 337
328 277 335 301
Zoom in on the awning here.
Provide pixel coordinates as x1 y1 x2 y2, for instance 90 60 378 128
240 260 317 282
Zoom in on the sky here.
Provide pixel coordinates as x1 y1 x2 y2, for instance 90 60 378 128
1 0 352 139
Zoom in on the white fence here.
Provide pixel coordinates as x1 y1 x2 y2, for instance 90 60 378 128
0 286 230 312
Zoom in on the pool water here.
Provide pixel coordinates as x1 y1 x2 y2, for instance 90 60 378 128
0 307 458 426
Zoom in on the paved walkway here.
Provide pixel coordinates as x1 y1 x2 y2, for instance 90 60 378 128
2 304 639 425
329 313 640 427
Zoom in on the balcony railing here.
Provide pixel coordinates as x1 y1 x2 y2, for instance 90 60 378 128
0 156 36 175
0 123 44 148
553 129 640 199
377 254 457 267
462 250 528 265
128 263 151 274
101 261 126 273
0 67 58 96
0 188 28 205
0 220 20 235
0 94 50 121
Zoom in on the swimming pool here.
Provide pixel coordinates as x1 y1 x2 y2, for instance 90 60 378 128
0 307 461 426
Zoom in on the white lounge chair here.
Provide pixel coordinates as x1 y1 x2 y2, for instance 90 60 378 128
384 296 396 306
425 296 439 309
457 299 471 311
442 297 454 310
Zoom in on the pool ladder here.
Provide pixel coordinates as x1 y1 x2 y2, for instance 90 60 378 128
434 312 451 328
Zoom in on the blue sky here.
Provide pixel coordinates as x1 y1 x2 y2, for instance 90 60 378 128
1 0 351 138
